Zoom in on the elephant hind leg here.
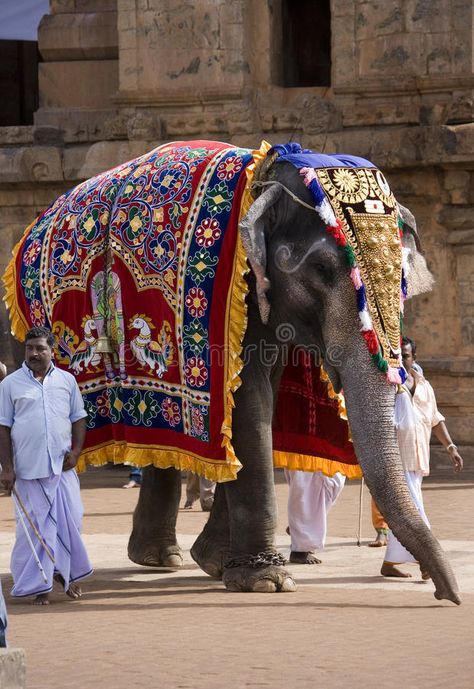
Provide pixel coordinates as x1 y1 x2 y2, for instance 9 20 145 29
128 466 183 568
190 483 230 579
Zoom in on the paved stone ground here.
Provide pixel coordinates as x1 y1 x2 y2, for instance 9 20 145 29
0 466 473 689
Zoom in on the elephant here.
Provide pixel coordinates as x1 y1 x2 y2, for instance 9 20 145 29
4 140 460 603
126 143 459 603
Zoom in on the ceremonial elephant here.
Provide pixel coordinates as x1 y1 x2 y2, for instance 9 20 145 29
5 141 460 604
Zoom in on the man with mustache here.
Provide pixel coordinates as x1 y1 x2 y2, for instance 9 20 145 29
0 327 92 605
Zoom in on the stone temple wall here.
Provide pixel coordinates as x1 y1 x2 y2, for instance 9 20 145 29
0 0 472 466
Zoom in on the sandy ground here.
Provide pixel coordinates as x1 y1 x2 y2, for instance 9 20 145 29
0 466 473 689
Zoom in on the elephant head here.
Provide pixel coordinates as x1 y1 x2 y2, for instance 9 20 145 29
240 146 459 604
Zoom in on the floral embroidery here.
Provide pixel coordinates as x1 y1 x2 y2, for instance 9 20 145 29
96 387 123 424
184 357 208 387
30 299 46 327
185 287 208 318
161 397 181 427
96 391 111 418
191 406 205 436
195 218 221 247
217 155 243 181
120 205 151 247
76 207 104 245
23 240 42 266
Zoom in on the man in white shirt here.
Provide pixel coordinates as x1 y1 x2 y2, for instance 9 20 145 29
381 337 463 578
0 327 92 605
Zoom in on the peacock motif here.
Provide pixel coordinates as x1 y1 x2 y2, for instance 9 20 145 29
69 317 101 374
128 315 174 377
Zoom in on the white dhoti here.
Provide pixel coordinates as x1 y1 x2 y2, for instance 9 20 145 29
11 470 93 598
385 470 430 564
285 470 345 551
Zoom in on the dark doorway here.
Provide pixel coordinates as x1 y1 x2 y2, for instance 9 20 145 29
281 0 331 87
0 40 40 126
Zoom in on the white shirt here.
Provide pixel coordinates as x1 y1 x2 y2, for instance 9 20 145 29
0 362 87 479
394 373 444 476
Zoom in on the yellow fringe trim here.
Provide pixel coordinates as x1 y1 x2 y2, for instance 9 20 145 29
319 365 348 422
217 141 273 477
2 219 38 342
241 140 272 217
273 450 362 480
77 442 239 482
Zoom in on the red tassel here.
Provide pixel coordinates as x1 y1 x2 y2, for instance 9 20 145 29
361 329 379 354
326 219 347 246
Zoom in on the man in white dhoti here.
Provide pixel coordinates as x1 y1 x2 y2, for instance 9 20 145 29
0 327 92 605
381 337 463 578
285 469 345 564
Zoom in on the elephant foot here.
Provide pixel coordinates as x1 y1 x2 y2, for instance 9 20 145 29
190 533 229 579
128 538 183 569
223 565 296 593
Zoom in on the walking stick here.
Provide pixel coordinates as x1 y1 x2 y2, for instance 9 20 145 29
12 488 55 563
357 477 364 546
12 494 49 584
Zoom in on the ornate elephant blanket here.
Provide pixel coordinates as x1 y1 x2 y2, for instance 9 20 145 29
4 140 360 481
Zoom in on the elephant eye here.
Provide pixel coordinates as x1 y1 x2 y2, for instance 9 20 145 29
311 259 334 285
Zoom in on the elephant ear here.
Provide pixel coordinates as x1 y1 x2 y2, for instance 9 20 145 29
398 202 435 298
240 184 282 324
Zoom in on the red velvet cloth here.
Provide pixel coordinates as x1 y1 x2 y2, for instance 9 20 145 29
273 349 360 477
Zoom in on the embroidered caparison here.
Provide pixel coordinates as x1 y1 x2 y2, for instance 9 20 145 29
4 140 361 480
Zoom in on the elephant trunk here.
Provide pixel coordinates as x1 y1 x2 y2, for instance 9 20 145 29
339 351 461 605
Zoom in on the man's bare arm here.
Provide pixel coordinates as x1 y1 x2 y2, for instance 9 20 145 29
63 417 87 471
0 425 15 493
432 421 463 473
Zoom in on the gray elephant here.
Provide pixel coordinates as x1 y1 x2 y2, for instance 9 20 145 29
126 143 459 603
4 140 460 603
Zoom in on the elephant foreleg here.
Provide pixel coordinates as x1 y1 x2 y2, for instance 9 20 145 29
190 483 230 579
220 343 295 593
128 466 183 568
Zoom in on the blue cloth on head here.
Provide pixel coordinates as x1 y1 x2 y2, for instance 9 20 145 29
270 143 376 170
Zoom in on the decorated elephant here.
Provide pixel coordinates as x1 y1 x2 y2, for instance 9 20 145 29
4 140 460 603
